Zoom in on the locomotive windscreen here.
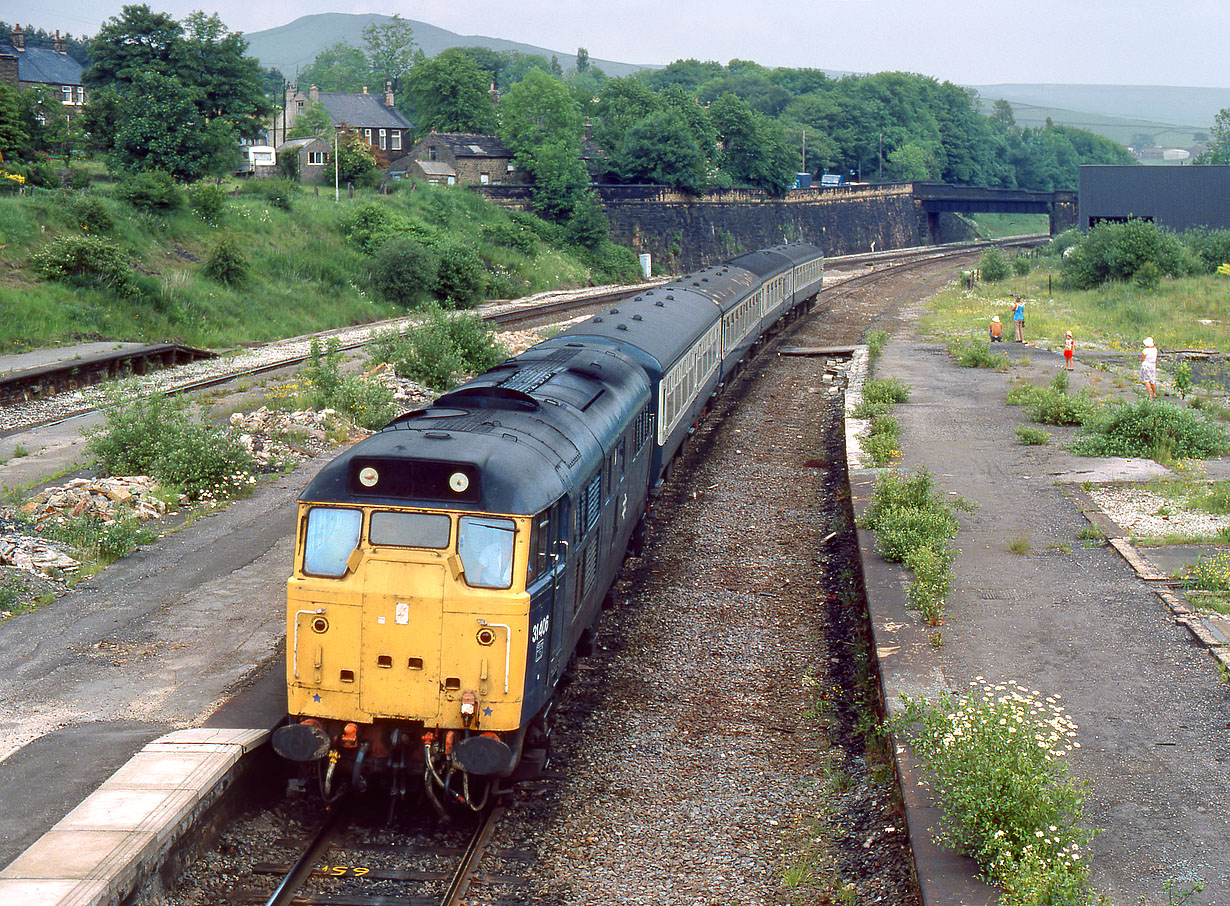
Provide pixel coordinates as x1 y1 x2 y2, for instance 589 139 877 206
346 457 482 503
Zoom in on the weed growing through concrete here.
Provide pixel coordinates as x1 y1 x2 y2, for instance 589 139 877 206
1015 425 1049 446
891 679 1097 906
1008 537 1032 555
948 338 1009 369
861 468 969 625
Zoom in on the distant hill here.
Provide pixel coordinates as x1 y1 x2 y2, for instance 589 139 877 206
971 84 1228 132
244 13 655 82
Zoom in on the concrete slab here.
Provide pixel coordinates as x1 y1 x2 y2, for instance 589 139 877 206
1 828 153 878
1051 458 1172 483
0 343 149 378
1136 543 1225 579
0 879 108 902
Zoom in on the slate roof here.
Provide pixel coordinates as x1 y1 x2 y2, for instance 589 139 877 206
424 133 514 159
0 43 83 86
414 160 457 177
318 93 412 131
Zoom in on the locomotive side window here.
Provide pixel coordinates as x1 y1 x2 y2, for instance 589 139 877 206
303 507 363 577
458 516 516 589
369 511 451 549
527 508 554 584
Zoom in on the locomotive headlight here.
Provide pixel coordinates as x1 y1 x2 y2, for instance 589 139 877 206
476 627 496 646
358 466 379 488
448 471 470 493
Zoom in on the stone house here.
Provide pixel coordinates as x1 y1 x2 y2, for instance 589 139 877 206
270 83 412 158
275 137 331 185
0 25 85 121
386 132 524 186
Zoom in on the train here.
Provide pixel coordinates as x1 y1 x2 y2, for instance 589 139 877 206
271 242 825 814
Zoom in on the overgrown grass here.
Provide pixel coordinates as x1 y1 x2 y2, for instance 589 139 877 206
0 183 637 351
918 261 1230 359
858 377 911 468
39 513 159 566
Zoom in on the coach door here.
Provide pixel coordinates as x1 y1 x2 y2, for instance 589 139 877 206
525 502 563 709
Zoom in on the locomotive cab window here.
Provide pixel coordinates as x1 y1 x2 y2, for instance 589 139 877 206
303 507 363 577
458 516 516 589
369 511 451 549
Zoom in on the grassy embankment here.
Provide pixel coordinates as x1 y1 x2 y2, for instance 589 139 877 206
0 180 629 351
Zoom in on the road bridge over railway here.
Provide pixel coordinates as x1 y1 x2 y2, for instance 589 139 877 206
912 182 1077 242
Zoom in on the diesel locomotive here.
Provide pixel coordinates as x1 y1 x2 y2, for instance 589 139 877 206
272 242 824 813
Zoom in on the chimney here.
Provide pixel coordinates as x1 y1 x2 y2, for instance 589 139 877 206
584 117 592 141
362 85 368 94
11 25 24 52
53 29 65 54
309 83 319 103
489 82 500 105
384 80 394 108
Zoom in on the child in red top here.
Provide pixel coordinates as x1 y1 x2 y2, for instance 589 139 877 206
1063 331 1074 371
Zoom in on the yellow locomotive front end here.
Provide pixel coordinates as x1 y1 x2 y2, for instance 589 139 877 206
277 490 549 811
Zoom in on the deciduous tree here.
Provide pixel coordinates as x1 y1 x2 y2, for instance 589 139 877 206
405 48 497 137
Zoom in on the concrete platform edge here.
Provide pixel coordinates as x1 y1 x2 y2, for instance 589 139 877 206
0 728 270 906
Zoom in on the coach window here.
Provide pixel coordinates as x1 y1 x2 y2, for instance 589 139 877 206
527 507 557 584
303 507 363 577
459 516 516 589
369 511 450 548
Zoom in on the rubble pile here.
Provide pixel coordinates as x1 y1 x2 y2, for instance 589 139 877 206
0 535 79 577
364 366 436 408
229 406 341 466
21 476 165 527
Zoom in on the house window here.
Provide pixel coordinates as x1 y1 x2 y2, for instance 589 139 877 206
379 129 386 150
61 86 72 104
391 131 402 151
480 173 490 185
75 86 84 104
296 100 304 109
447 175 456 186
308 151 325 165
429 147 438 161
363 128 372 145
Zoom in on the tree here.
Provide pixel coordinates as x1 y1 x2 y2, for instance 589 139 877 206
576 47 590 73
299 42 372 93
405 48 497 137
616 110 707 193
991 99 1015 129
0 83 30 161
287 101 332 139
106 71 238 180
83 5 268 174
709 92 796 195
499 70 583 155
335 129 381 186
1194 109 1230 165
363 14 417 88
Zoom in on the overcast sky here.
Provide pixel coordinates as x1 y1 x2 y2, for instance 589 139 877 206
5 0 1229 89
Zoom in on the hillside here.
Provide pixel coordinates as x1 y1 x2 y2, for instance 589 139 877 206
244 13 655 82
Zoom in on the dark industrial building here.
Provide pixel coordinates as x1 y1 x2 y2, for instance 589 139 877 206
1078 165 1230 232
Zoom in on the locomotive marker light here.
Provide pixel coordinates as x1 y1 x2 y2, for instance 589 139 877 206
460 690 477 727
476 619 511 692
449 471 470 493
358 466 379 487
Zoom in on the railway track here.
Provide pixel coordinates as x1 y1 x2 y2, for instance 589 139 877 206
0 235 1043 441
221 802 520 906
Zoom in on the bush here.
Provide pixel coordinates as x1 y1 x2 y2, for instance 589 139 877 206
42 513 158 565
1073 398 1230 461
67 194 113 234
370 236 439 307
1028 387 1099 427
948 338 1008 369
29 236 136 294
863 377 911 405
341 202 407 255
115 170 184 214
1182 227 1230 274
979 247 1009 282
202 236 249 285
369 308 509 391
433 242 487 307
187 182 227 223
482 221 540 255
891 682 1095 906
87 392 257 501
1016 425 1050 445
1060 219 1191 289
239 178 296 210
1011 255 1031 277
328 374 398 430
865 329 888 361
